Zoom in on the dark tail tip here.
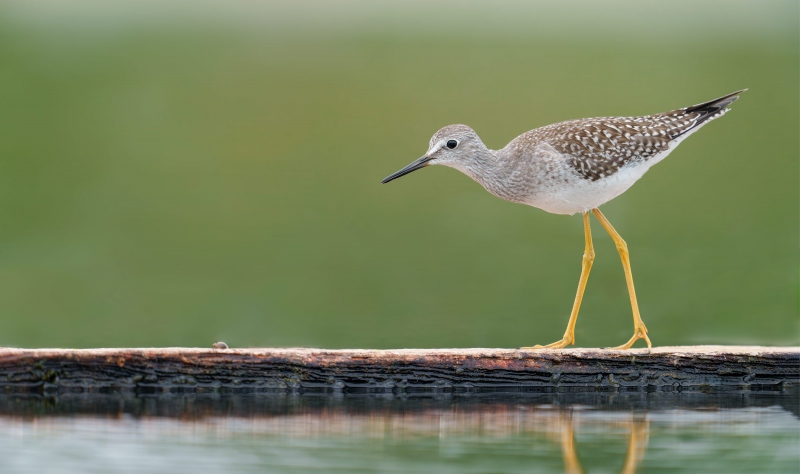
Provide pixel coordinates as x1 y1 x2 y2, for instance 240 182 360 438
685 88 747 114
678 89 746 132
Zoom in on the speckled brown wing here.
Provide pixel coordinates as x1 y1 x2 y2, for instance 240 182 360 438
537 90 744 181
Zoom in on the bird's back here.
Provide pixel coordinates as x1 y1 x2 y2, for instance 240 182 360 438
492 90 744 214
507 89 744 182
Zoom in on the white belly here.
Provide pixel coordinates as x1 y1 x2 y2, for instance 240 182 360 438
524 132 695 215
526 162 652 215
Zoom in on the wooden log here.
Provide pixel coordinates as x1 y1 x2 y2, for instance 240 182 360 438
0 346 797 394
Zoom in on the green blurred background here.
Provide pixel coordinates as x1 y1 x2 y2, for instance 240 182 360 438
0 1 796 349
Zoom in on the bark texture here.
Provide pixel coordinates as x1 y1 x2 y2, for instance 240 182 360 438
0 346 797 394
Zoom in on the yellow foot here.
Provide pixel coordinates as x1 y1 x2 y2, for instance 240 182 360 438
520 338 573 350
610 327 652 350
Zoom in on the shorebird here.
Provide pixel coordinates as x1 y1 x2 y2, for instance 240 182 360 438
381 90 745 350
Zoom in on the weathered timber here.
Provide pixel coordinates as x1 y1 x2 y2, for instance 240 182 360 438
0 346 797 394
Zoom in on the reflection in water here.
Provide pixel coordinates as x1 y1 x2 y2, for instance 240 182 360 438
621 414 649 474
0 391 797 473
553 410 649 474
559 410 584 474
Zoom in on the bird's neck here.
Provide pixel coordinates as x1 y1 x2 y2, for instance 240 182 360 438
459 148 527 203
459 148 497 182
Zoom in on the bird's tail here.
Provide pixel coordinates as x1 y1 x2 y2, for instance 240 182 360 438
685 89 746 122
665 89 746 140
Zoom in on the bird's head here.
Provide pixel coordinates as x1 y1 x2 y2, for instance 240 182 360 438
381 124 486 184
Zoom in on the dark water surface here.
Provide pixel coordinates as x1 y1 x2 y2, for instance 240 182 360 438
1 390 797 473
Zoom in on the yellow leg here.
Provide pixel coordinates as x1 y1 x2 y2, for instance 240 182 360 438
522 212 594 349
591 209 652 350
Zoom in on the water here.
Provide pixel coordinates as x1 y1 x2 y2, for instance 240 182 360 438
1 390 797 473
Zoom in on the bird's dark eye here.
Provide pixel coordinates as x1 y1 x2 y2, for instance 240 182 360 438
446 140 458 149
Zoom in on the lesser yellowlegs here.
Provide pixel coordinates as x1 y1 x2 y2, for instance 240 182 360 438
381 90 745 350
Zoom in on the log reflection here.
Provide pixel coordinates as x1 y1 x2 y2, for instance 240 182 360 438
0 393 662 472
0 391 795 473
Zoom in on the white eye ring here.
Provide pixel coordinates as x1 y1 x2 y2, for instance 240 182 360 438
446 139 458 149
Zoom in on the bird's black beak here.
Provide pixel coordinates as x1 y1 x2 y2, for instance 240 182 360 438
381 155 432 184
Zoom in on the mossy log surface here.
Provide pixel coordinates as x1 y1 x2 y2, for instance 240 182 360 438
0 346 797 394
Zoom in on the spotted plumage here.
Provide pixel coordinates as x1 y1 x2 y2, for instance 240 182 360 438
383 89 744 215
516 90 743 181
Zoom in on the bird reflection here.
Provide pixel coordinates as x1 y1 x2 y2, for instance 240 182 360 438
559 410 583 474
555 410 650 474
621 414 650 474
